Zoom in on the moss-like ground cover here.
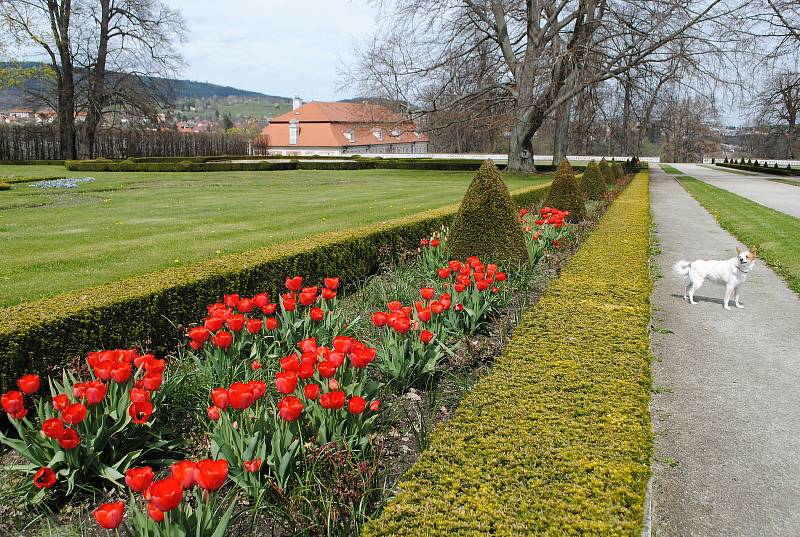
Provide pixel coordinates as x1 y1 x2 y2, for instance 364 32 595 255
0 166 548 307
365 171 653 535
677 176 800 294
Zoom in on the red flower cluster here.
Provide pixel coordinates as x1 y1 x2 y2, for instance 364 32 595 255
371 290 451 343
207 378 268 417
436 257 505 295
270 336 379 422
525 206 570 230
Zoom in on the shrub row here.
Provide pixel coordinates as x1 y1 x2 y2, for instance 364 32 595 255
364 170 653 535
0 175 68 184
0 184 551 390
716 162 800 176
64 157 591 174
0 159 65 166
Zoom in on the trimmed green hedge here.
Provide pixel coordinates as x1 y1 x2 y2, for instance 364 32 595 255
0 184 551 390
0 159 66 165
0 175 68 184
716 162 799 176
0 182 9 191
364 171 653 535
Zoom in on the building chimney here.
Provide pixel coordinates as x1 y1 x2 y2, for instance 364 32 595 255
292 96 302 111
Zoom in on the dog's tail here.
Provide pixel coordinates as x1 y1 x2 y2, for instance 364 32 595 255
673 260 691 277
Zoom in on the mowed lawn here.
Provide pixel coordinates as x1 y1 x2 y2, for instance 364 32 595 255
678 176 800 294
0 165 549 307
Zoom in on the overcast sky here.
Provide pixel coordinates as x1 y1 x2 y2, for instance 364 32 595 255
168 0 378 100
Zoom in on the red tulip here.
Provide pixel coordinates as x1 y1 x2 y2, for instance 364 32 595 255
283 297 297 312
303 383 321 400
430 301 444 314
188 326 210 343
94 360 114 381
350 346 376 368
148 502 164 522
171 460 198 488
244 458 262 473
204 317 224 332
370 400 381 412
1 390 24 414
332 336 353 353
328 379 340 391
249 380 267 399
207 405 220 421
251 360 261 371
142 373 162 391
58 428 80 450
212 331 233 349
265 317 278 330
393 317 411 334
280 355 300 372
111 362 132 384
17 374 40 394
52 394 69 411
42 418 65 439
285 276 303 291
149 477 183 512
196 459 228 491
320 390 346 410
420 330 434 344
371 312 388 327
228 382 255 410
418 309 432 323
224 294 240 308
324 277 340 290
84 380 107 406
420 287 435 300
253 293 269 307
387 301 402 312
275 371 299 394
225 314 246 332
298 362 315 380
298 338 317 354
348 396 366 414
437 268 451 279
130 387 151 403
61 402 87 425
129 401 153 424
125 466 155 492
278 396 304 421
246 318 262 334
327 351 345 367
211 387 229 409
299 292 317 307
322 288 337 300
317 360 337 378
237 298 254 313
430 238 440 247
33 467 57 489
496 271 507 282
93 501 125 529
309 307 325 322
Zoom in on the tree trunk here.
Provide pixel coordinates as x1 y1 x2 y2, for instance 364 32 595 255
551 99 571 166
507 120 537 172
622 75 632 155
80 0 111 159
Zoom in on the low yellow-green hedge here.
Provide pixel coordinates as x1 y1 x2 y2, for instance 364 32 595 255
364 170 652 536
0 184 551 390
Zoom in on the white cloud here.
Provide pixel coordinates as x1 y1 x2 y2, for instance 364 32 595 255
168 0 378 100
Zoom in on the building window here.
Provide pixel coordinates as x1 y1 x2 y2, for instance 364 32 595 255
289 119 299 145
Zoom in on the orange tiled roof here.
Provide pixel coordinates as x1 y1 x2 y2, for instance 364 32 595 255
262 101 427 147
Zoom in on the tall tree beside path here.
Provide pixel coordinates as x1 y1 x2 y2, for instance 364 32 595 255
350 0 745 171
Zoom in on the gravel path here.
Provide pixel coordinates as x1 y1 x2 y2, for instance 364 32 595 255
649 167 800 536
670 163 800 218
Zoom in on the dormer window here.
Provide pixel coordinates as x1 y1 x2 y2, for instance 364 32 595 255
344 129 355 143
289 119 299 145
391 129 401 138
373 129 383 141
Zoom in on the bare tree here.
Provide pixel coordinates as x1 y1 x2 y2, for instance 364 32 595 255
657 86 721 162
0 0 184 159
347 0 743 171
751 71 800 158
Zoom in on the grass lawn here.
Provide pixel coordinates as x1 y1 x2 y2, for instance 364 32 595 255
677 176 800 294
700 164 758 176
769 178 800 187
0 165 549 307
660 164 686 175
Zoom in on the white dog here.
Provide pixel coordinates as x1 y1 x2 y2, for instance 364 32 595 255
673 247 757 310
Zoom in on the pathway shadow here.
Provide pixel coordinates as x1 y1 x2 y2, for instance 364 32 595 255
669 293 724 306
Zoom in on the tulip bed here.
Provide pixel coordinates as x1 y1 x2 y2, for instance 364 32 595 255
364 170 652 535
0 166 642 535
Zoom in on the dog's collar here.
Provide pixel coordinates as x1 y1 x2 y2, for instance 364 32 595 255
736 264 751 274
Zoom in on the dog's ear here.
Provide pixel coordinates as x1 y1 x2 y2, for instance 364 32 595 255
736 246 742 254
751 246 757 257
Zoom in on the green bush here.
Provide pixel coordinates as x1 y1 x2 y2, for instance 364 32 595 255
0 182 10 191
613 162 624 181
580 161 606 200
598 158 615 185
363 171 652 536
0 175 68 184
447 160 530 264
0 184 550 390
0 159 65 165
542 160 586 222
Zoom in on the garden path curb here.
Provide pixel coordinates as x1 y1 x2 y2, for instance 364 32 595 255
649 167 800 536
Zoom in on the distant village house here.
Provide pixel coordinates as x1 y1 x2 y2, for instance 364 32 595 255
258 98 428 156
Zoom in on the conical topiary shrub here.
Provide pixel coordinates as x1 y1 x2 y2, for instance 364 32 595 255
447 160 529 264
598 158 615 185
580 160 606 199
613 162 624 181
542 159 586 223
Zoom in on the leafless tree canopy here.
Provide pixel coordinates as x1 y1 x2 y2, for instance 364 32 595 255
347 0 750 169
0 0 185 159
